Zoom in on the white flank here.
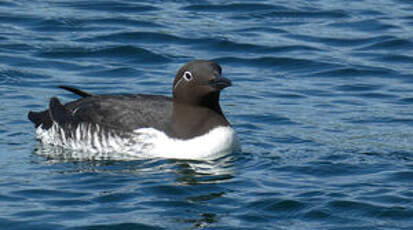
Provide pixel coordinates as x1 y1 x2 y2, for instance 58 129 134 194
36 123 238 160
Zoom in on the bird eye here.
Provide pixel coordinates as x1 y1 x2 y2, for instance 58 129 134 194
183 71 193 81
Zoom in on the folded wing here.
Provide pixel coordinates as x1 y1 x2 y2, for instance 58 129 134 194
28 87 173 133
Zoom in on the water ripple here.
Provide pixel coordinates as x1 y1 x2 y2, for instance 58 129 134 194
37 45 170 63
181 3 290 13
1 0 413 229
56 1 159 13
359 37 413 51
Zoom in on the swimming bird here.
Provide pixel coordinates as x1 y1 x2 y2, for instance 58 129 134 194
28 60 238 160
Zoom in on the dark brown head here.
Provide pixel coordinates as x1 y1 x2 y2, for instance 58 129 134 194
172 60 231 108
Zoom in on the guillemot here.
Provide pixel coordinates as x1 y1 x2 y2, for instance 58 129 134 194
28 60 238 160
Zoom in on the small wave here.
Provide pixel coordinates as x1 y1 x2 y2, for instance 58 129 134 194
329 19 398 32
399 97 413 104
0 68 50 86
258 9 348 20
56 1 159 13
37 45 169 63
288 34 393 48
81 66 139 78
87 17 163 28
358 37 413 51
31 18 86 32
335 83 382 92
193 39 320 55
214 56 338 72
310 66 395 78
246 198 307 214
181 3 289 13
77 31 184 44
374 54 413 64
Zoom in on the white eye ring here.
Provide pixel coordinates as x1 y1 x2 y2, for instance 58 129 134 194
183 71 193 81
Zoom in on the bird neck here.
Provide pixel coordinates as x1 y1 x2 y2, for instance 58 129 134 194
170 93 229 139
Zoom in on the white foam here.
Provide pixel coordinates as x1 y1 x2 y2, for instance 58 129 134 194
36 123 238 160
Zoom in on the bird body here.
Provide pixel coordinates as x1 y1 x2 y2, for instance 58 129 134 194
28 60 238 160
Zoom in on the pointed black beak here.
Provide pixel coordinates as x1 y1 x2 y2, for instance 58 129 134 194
208 76 232 90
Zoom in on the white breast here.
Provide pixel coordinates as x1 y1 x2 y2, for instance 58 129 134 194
132 126 238 159
36 123 238 160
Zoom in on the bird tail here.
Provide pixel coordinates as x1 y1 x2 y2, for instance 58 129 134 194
58 85 92 98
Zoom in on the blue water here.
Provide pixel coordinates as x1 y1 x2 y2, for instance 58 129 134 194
1 0 413 229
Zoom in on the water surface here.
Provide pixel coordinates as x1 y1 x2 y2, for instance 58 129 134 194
1 0 412 229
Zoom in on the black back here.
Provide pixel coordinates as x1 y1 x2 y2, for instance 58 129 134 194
29 94 172 131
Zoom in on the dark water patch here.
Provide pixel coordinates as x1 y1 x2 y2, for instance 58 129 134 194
358 38 413 51
303 209 330 219
13 188 89 199
0 68 51 85
373 54 413 64
37 45 169 63
81 32 319 56
329 19 398 32
44 198 92 207
335 83 382 92
140 199 199 212
395 0 413 4
78 31 184 44
327 199 413 221
0 218 63 230
358 194 411 206
80 67 140 78
0 43 35 53
310 66 395 78
403 16 413 26
0 55 38 69
12 209 84 219
182 3 289 13
33 59 101 72
91 191 137 203
67 222 165 230
355 9 386 17
387 151 413 162
0 14 41 26
247 198 307 215
56 1 159 13
237 213 271 225
356 92 398 99
402 75 413 84
141 184 190 197
293 88 336 97
399 97 413 104
0 1 18 7
257 9 349 20
331 99 367 107
236 113 296 126
281 161 375 178
0 194 22 202
233 26 287 34
87 17 163 28
215 56 338 73
296 190 325 199
272 135 313 144
195 39 321 54
235 122 260 134
31 18 88 32
344 116 413 126
289 34 393 48
1 0 413 229
262 91 306 100
386 171 413 183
